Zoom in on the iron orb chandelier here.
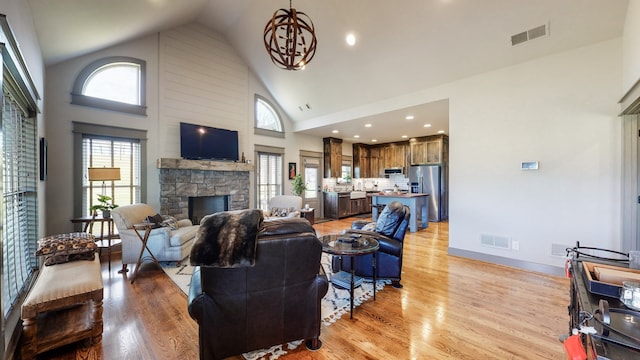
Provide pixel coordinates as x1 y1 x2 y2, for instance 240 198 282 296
263 1 317 71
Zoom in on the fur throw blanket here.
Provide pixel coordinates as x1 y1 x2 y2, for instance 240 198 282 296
190 209 264 268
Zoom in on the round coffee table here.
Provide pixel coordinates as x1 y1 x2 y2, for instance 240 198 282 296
320 233 379 319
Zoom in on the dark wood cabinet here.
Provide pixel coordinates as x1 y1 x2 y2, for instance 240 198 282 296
382 143 407 170
323 137 342 178
323 192 371 219
353 143 369 178
369 147 382 177
410 135 448 165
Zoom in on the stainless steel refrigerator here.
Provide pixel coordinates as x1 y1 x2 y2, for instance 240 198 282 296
409 165 448 222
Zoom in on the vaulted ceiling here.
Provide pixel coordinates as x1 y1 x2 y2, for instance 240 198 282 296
27 0 629 143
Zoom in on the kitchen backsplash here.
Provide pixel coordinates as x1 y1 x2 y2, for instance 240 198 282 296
323 174 410 192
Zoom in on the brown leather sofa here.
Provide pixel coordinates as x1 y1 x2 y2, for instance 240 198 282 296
187 217 329 360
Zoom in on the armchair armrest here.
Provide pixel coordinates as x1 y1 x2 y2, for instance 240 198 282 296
187 267 216 324
351 220 370 230
343 229 402 257
177 219 193 228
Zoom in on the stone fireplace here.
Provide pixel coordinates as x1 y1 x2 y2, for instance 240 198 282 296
157 158 253 222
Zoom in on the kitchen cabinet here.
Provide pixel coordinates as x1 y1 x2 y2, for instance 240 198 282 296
350 198 366 215
323 192 339 219
383 143 407 170
323 192 371 219
369 147 382 177
323 137 342 178
410 142 428 165
339 193 351 218
353 143 369 178
410 135 448 165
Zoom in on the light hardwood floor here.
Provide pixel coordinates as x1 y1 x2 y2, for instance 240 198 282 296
36 217 569 359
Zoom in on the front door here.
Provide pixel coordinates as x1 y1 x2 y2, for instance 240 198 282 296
302 157 321 218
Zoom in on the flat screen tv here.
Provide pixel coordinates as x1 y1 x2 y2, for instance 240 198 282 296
180 122 239 161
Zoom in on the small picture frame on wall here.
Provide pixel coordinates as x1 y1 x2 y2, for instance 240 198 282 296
39 137 47 181
288 162 296 180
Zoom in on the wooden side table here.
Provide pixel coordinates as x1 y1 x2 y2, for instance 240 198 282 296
130 223 160 284
70 215 121 271
300 208 315 225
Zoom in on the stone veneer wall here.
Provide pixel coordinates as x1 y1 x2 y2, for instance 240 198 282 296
157 158 253 219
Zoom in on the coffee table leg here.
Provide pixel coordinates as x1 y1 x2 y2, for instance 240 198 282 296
373 252 377 301
350 255 355 319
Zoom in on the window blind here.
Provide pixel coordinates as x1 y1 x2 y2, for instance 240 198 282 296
82 136 141 217
257 152 283 210
2 92 38 317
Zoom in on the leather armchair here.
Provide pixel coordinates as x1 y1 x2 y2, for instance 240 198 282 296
332 201 410 288
188 217 329 360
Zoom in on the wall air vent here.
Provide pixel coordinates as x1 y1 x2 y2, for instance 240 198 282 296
511 23 549 46
480 234 511 249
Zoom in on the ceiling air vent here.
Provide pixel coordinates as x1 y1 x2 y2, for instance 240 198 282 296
511 23 549 46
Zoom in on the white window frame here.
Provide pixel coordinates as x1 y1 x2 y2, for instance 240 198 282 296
1 15 42 355
255 145 284 211
254 95 285 138
71 56 147 116
72 122 148 218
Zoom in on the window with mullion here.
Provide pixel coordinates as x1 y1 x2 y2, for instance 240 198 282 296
2 93 38 317
82 136 141 217
257 152 283 211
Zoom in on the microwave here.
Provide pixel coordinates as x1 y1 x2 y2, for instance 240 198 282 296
384 168 403 175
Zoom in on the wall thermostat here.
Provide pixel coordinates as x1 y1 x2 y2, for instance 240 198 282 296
521 161 539 170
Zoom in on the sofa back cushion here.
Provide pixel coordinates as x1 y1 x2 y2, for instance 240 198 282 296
111 203 156 230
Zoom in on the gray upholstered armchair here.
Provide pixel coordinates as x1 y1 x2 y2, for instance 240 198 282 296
111 203 199 272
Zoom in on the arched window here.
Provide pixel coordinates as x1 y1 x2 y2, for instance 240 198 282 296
255 95 284 138
71 57 147 115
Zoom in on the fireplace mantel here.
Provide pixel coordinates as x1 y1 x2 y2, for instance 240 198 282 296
157 158 254 172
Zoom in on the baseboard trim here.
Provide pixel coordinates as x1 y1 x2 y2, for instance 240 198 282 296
447 247 565 277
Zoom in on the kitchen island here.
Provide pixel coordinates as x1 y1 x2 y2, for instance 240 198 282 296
371 193 429 232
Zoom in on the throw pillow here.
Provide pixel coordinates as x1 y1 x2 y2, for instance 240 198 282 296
146 213 164 224
361 222 377 232
36 232 97 266
161 215 179 230
270 207 289 217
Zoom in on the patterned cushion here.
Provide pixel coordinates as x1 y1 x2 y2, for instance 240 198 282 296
270 207 295 217
161 215 179 230
361 222 377 231
36 232 97 266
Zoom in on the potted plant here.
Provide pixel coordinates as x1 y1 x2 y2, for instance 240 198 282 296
291 174 307 197
90 194 118 218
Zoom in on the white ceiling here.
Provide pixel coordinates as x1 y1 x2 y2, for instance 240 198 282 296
27 0 629 144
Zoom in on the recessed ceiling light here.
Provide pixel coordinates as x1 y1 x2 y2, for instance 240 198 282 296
332 130 339 134
365 124 372 128
346 33 356 46
354 135 360 138
424 124 432 128
438 130 445 134
401 135 408 138
405 115 414 120
371 139 377 142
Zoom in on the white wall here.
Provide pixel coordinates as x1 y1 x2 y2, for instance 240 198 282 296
623 0 640 93
44 23 323 235
447 39 622 270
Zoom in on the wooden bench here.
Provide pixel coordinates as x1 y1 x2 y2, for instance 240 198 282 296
20 253 103 359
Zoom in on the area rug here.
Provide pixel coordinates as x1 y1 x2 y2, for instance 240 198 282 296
162 253 389 359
